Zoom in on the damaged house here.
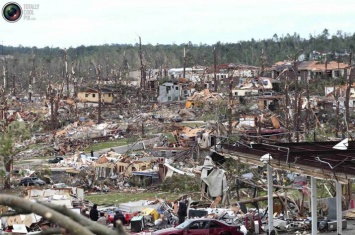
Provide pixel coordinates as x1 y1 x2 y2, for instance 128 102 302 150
185 89 224 109
94 153 160 180
158 82 184 103
77 87 114 104
271 60 350 80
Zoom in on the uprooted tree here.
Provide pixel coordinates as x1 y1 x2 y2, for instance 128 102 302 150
0 194 126 235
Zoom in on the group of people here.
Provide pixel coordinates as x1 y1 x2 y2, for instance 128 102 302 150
88 199 188 229
89 204 126 228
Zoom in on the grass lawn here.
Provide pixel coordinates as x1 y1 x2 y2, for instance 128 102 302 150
85 139 128 152
28 143 49 150
13 160 37 165
86 191 186 206
181 122 206 128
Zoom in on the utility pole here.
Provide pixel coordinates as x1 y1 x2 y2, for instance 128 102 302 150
213 47 218 92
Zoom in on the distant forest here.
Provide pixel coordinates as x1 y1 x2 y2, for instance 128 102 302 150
1 29 355 84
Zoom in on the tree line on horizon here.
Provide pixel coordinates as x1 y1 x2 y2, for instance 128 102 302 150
0 28 354 91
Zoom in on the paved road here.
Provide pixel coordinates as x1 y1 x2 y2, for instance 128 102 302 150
92 135 161 157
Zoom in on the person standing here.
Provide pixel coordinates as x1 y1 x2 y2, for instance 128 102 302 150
178 199 187 224
90 204 99 221
97 212 107 225
113 210 126 227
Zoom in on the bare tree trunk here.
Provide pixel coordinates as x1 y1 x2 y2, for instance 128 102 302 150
345 51 353 132
213 47 218 92
183 46 186 79
3 155 12 189
119 70 123 115
48 83 55 130
114 68 119 112
53 82 65 130
105 56 109 79
2 64 6 92
72 61 78 98
12 74 15 96
11 59 17 96
285 83 291 142
228 76 233 135
336 57 341 137
64 49 70 97
97 65 102 124
305 75 310 131
293 50 302 142
139 36 145 106
29 55 35 102
4 57 8 90
260 48 266 77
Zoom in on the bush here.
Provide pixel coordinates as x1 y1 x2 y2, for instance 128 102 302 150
159 175 200 193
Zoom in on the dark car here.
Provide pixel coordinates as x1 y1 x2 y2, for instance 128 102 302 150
48 157 64 164
171 115 183 122
19 177 46 186
153 218 244 235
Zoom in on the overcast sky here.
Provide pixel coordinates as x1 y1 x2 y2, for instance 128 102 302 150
1 0 355 48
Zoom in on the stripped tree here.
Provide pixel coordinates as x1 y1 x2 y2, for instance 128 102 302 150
345 50 353 133
91 60 102 124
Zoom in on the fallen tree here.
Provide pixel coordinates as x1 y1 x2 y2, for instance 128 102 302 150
0 194 126 235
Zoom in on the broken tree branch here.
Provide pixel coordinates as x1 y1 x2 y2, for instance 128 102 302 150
0 195 95 235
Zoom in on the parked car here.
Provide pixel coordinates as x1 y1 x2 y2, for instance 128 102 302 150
153 218 244 235
171 115 183 122
152 114 161 119
19 177 46 186
48 157 64 164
